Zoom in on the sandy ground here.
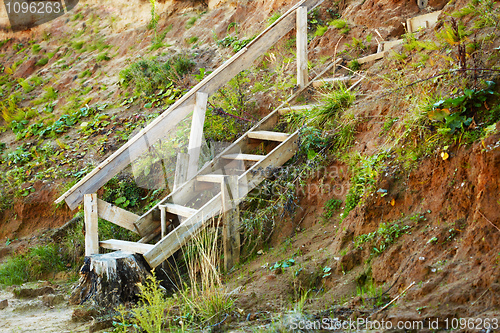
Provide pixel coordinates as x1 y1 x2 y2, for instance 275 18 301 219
0 284 90 333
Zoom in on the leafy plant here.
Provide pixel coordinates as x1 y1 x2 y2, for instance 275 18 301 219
427 81 498 134
329 19 350 34
323 198 342 219
35 57 49 66
354 221 412 255
130 272 171 333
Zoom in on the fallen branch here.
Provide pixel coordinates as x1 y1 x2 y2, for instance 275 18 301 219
477 210 500 233
376 281 416 313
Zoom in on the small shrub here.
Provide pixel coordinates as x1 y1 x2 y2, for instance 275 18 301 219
323 198 342 219
268 12 282 25
35 57 49 66
330 19 350 34
32 44 41 54
315 25 328 37
348 59 361 71
314 84 355 125
186 16 198 29
130 273 171 333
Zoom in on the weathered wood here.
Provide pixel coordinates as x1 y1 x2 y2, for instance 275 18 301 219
143 194 223 268
161 203 197 218
97 199 140 234
187 92 208 179
406 10 441 33
383 39 404 52
99 240 154 254
312 76 353 88
356 51 387 64
55 0 324 211
69 252 150 308
173 152 189 192
296 6 308 88
222 153 265 162
236 131 299 201
222 176 240 271
278 103 320 115
160 206 167 239
248 131 290 142
196 174 225 183
84 193 99 256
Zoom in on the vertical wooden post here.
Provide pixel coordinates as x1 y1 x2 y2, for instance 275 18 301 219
221 175 240 271
173 152 189 191
296 6 308 88
187 92 208 179
160 205 167 270
84 193 99 256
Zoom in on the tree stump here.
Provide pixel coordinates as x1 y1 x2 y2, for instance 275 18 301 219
69 251 151 309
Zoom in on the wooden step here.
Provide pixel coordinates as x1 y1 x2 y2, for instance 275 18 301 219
248 131 289 142
278 103 320 115
99 239 154 254
312 76 352 88
221 154 265 162
161 203 197 218
196 174 225 183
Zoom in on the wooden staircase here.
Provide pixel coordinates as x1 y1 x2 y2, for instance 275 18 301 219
55 1 444 270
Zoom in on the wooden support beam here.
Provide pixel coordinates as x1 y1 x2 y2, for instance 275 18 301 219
248 131 289 142
173 152 189 191
278 103 320 115
84 193 99 256
97 199 140 234
187 92 208 179
144 194 223 268
296 6 308 88
99 239 154 254
55 0 324 211
222 153 265 162
197 174 225 183
161 203 197 218
222 175 240 271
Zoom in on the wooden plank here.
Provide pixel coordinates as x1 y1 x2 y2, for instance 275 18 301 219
196 174 225 183
222 175 240 271
143 194 223 268
248 131 289 142
55 0 324 211
84 193 99 256
161 203 197 218
99 239 154 254
356 51 387 64
312 76 352 88
173 152 189 192
222 153 265 162
236 131 299 201
278 103 320 115
296 6 308 88
383 39 404 52
97 199 140 234
187 92 208 179
406 10 441 32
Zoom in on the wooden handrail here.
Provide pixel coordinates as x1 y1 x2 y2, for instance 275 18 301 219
55 0 324 210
